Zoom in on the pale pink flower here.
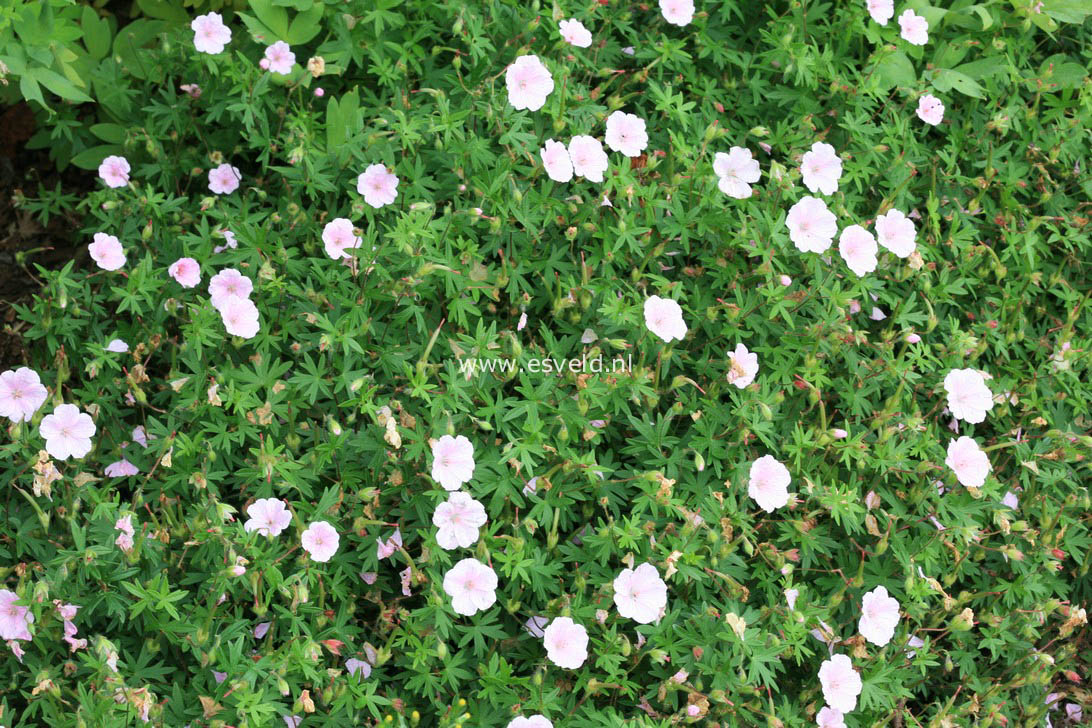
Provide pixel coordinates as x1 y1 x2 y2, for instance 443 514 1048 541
208 268 253 310
659 0 695 26
254 622 271 639
219 294 260 339
301 521 339 562
89 232 126 271
213 229 238 254
180 83 201 99
356 164 399 208
858 585 901 646
168 257 202 287
132 426 149 448
0 591 33 641
905 634 925 657
264 41 295 75
568 136 609 182
726 343 759 388
786 196 837 253
517 312 528 331
400 566 412 596
1066 704 1082 723
115 531 134 552
314 88 324 97
898 9 929 45
785 588 799 610
559 19 592 47
98 156 131 188
780 274 792 286
116 514 135 536
433 491 488 550
643 295 687 343
838 225 878 276
943 368 994 424
39 404 96 460
322 218 362 260
1001 491 1019 509
507 716 553 728
817 706 846 728
713 147 761 199
244 498 293 537
208 164 241 194
0 367 48 423
870 306 886 321
818 654 863 713
191 12 231 54
540 139 574 183
259 58 270 70
945 436 991 487
875 209 916 257
833 428 849 439
916 94 945 126
613 562 668 624
866 0 894 24
505 55 554 111
104 459 139 477
800 142 843 196
605 111 648 157
346 657 372 679
106 338 128 353
376 528 403 559
431 435 475 490
906 333 922 344
443 557 498 616
748 455 791 513
525 615 549 638
542 616 588 669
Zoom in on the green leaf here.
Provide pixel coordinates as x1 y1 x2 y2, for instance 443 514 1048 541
286 2 324 45
871 50 917 91
247 0 290 39
70 144 124 170
1041 0 1091 23
81 6 112 60
931 68 984 98
90 123 127 143
136 0 190 24
19 74 46 109
28 67 93 103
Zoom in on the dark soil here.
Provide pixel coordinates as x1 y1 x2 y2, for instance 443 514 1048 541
0 102 92 370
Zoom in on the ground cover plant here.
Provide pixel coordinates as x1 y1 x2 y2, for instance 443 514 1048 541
1 0 1091 726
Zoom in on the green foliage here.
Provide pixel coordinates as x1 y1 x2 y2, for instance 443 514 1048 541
1 1 1091 727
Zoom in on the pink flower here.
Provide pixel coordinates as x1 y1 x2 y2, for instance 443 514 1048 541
443 557 498 616
1001 491 1019 509
559 19 592 47
356 164 399 208
208 269 253 310
105 338 128 353
254 622 271 639
906 333 922 344
780 274 792 286
505 55 554 112
866 0 894 24
244 498 293 537
346 657 372 679
945 436 991 487
180 83 202 99
104 459 139 477
916 94 945 126
643 295 688 343
219 294 260 339
259 58 270 70
659 0 695 26
838 225 878 276
116 514 135 537
613 562 668 624
314 87 324 97
785 588 799 610
208 164 241 194
817 706 846 728
508 717 553 728
874 209 916 257
98 155 130 188
89 232 126 271
714 147 761 199
543 616 588 669
605 111 648 158
943 368 994 424
168 257 202 288
399 567 412 595
301 521 340 562
748 455 791 513
818 654 863 713
800 142 843 196
39 404 96 460
568 136 609 182
517 312 528 331
431 435 476 490
322 218 362 260
191 12 231 54
214 229 238 253
540 139 574 183
264 41 295 74
786 196 837 253
0 367 48 423
726 343 759 388
0 590 33 641
898 9 929 45
433 491 488 550
858 585 901 646
115 531 134 552
376 528 402 559
132 425 149 448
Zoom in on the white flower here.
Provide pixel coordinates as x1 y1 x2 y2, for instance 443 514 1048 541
301 521 339 562
39 404 96 460
643 295 687 343
506 55 554 112
659 0 695 26
817 706 846 728
443 558 498 616
943 368 994 424
432 492 487 550
874 209 916 258
559 19 592 47
898 9 929 45
542 617 588 669
726 343 759 388
818 654 863 713
508 716 553 728
613 563 668 624
748 455 791 513
916 94 945 126
945 436 991 487
714 147 761 199
540 139 574 183
431 435 475 490
866 0 894 25
858 585 901 646
568 136 609 182
838 225 878 276
605 111 648 158
800 142 842 196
